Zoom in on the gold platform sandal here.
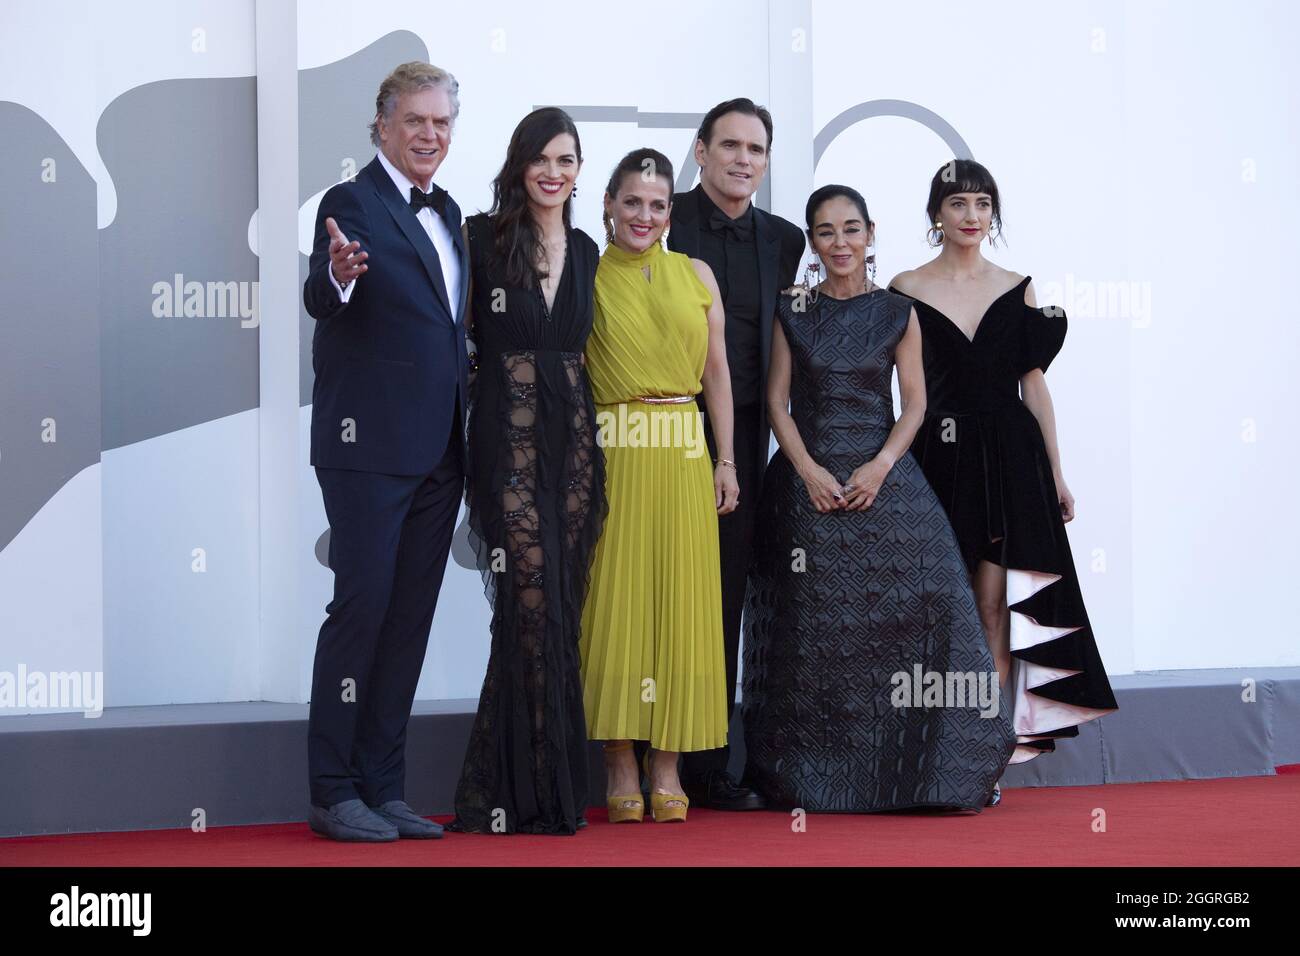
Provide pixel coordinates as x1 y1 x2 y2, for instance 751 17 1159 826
604 741 645 823
642 748 689 823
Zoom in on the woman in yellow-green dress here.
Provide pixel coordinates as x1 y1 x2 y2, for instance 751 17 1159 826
580 148 738 823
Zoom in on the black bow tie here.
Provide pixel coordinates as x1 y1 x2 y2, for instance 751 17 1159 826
409 184 447 217
707 207 753 242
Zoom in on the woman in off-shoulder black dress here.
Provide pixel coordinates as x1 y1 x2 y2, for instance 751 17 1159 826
448 109 606 835
889 160 1117 773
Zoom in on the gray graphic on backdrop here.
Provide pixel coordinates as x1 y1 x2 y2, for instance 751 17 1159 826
0 102 100 554
99 76 260 450
814 99 973 165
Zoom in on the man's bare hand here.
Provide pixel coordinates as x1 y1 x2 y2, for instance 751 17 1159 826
327 216 368 285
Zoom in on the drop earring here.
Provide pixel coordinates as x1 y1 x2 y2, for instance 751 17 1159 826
799 254 822 308
603 214 614 245
927 219 944 247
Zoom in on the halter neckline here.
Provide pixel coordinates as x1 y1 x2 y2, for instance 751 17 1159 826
603 239 664 267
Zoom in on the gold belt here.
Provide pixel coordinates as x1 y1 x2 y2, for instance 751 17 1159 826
634 394 694 405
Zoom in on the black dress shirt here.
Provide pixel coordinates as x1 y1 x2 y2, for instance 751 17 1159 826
695 188 763 407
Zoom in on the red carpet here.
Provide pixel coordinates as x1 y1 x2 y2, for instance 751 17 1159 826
4 775 1298 866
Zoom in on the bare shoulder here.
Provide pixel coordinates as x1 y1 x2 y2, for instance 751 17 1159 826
890 260 946 294
688 256 719 288
886 268 920 294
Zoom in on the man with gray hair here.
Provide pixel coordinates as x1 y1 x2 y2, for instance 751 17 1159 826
303 62 470 842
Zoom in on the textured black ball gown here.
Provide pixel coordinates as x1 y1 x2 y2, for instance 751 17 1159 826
743 290 1014 812
448 213 607 834
888 275 1118 763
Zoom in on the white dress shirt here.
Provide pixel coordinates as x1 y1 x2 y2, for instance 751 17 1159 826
328 150 462 319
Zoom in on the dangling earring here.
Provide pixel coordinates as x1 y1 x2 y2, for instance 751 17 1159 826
603 214 614 245
572 184 578 198
660 225 670 249
927 219 944 247
865 255 877 286
799 254 821 308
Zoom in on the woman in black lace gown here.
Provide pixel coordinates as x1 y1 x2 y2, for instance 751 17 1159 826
448 108 606 834
888 160 1117 771
743 186 1013 812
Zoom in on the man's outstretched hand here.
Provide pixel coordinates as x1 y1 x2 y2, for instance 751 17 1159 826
327 216 368 286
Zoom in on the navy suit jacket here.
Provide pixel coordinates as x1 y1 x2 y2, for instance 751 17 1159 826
304 155 470 476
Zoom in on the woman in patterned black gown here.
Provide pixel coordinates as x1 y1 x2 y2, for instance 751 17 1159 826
448 108 606 834
743 185 1013 812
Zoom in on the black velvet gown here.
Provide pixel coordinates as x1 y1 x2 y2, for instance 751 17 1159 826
743 290 1014 812
889 275 1118 762
448 213 606 834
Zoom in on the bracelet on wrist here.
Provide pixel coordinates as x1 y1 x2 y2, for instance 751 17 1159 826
715 458 737 470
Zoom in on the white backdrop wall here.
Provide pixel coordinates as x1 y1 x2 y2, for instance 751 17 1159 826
1119 4 1300 669
2 0 1297 717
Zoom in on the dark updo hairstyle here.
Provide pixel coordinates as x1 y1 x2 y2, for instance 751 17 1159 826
804 184 875 272
488 106 582 287
602 147 675 240
926 158 1003 246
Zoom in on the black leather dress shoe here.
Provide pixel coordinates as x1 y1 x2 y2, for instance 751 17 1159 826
682 771 766 811
308 799 399 842
369 800 444 839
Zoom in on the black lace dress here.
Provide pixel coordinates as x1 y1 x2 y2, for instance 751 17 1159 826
448 214 606 834
743 290 1014 812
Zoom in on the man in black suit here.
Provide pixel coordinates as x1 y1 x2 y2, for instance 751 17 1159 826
303 62 470 842
667 98 805 810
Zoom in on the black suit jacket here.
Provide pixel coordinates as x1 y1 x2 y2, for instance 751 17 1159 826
304 156 471 476
668 184 804 481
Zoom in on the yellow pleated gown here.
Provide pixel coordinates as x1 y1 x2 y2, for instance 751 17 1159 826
579 239 728 752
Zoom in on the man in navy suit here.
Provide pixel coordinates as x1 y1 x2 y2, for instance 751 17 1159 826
303 62 470 842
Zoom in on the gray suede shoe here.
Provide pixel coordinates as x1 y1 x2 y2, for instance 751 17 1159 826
308 798 400 842
369 800 444 839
